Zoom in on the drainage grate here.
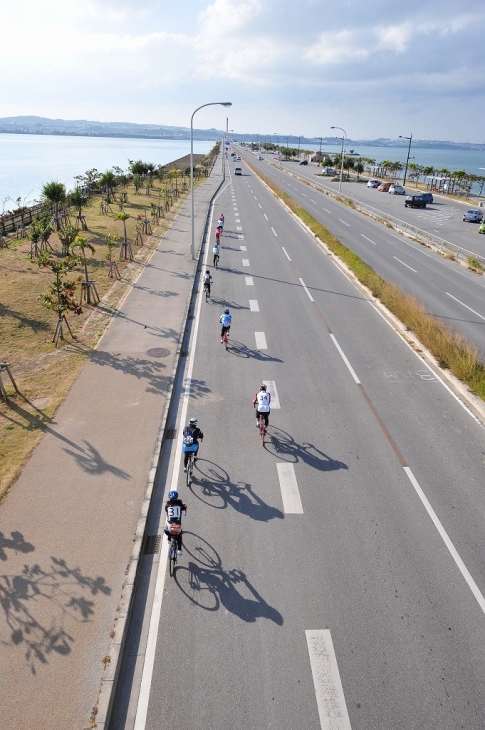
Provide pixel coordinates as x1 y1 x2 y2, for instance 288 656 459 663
181 350 189 357
165 428 177 439
144 535 161 554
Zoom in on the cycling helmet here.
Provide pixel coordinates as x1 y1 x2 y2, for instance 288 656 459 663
259 384 267 391
224 308 229 314
206 269 210 274
168 490 178 500
189 417 198 425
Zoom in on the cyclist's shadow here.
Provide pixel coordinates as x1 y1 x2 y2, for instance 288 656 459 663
191 460 283 522
267 426 348 472
226 339 284 362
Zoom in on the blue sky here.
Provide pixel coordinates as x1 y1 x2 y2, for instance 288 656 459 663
1 0 484 142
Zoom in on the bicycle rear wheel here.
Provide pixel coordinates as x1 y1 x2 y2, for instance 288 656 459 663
169 539 177 577
186 453 193 487
259 416 266 445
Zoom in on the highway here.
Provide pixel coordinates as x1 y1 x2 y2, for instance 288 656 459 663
246 153 485 361
112 157 485 730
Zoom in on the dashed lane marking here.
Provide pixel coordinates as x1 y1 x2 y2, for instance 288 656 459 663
277 463 303 513
255 331 267 349
245 276 254 285
242 259 250 266
282 247 291 261
271 227 278 236
305 630 352 730
393 256 417 273
249 300 259 312
299 278 314 302
361 234 376 245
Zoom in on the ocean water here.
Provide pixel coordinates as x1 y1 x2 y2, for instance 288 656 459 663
0 134 214 212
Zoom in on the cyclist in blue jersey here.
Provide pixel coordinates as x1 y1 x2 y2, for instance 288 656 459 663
182 417 204 471
220 307 232 343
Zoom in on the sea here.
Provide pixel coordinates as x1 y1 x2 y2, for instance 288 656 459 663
0 134 214 212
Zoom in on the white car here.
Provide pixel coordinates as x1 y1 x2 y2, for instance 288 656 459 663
367 179 381 188
235 156 241 161
389 184 406 195
234 167 242 176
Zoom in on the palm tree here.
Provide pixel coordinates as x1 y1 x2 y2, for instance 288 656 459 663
354 161 364 180
42 181 66 230
69 188 89 230
115 212 130 243
98 170 117 203
70 235 95 283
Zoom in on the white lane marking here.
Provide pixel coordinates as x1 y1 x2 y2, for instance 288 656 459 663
299 278 314 302
322 207 331 214
249 299 259 312
338 218 350 226
245 276 254 285
404 467 485 615
446 292 485 322
330 334 361 384
301 193 307 197
271 227 278 236
237 226 242 231
264 213 268 220
236 219 241 223
311 199 318 204
238 234 244 239
242 259 250 266
258 203 262 209
282 247 291 261
434 229 441 232
255 331 267 349
240 245 247 251
306 630 352 730
277 463 303 513
263 380 280 409
361 234 376 245
393 256 417 273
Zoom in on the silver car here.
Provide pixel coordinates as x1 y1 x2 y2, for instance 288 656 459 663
463 209 483 222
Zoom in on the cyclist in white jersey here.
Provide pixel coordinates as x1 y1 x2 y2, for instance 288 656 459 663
253 384 271 427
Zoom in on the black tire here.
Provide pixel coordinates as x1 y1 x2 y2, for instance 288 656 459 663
186 454 193 487
169 541 177 577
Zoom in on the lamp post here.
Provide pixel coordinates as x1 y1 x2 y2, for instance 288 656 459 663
191 101 232 259
319 136 323 163
273 133 279 157
298 136 301 158
286 136 289 159
331 126 346 194
399 134 413 186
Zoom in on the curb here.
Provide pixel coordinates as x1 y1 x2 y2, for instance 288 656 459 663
92 164 227 730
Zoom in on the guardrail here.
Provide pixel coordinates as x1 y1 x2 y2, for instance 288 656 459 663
274 164 485 268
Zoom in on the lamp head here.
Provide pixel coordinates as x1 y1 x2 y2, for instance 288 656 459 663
222 102 232 107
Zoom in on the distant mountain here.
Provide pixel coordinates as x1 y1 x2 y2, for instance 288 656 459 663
1 117 484 152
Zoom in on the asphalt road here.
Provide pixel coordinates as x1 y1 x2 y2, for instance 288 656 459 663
245 154 485 360
113 157 485 730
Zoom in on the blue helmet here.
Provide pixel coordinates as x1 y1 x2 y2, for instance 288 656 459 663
168 490 178 501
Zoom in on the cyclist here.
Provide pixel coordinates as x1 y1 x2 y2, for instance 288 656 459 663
216 217 224 233
164 490 187 555
213 243 220 267
203 269 213 299
182 417 204 471
215 227 221 243
253 383 271 428
220 307 232 343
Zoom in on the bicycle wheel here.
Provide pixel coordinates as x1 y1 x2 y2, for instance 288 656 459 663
186 453 193 487
223 332 228 350
169 539 177 577
259 416 266 446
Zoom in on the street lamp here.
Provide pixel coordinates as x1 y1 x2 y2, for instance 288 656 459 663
190 101 232 259
331 126 346 194
399 134 413 186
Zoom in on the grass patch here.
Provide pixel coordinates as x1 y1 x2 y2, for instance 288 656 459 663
467 256 483 274
246 158 485 402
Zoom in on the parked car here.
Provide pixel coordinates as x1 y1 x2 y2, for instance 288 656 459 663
234 166 242 176
405 195 427 208
463 209 483 222
257 155 264 160
299 160 308 165
377 183 391 192
367 179 381 188
419 192 433 203
389 184 405 195
323 167 336 175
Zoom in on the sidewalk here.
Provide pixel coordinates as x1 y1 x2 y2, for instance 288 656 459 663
0 162 223 730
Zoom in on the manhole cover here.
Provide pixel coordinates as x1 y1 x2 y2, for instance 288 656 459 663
147 347 170 358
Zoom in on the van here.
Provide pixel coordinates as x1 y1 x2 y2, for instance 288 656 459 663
234 167 242 176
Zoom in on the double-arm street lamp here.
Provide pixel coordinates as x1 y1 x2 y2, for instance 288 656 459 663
399 133 413 187
331 126 346 194
191 101 232 259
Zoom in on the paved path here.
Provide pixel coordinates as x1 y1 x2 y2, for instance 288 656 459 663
0 163 222 730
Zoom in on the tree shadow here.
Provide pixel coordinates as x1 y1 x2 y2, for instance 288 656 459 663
174 532 283 624
266 426 349 471
0 304 51 333
0 554 111 674
190 459 284 522
0 395 54 431
0 531 35 561
87 349 170 396
62 439 131 478
184 378 212 400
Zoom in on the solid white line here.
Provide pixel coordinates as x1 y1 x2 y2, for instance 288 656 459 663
282 247 291 261
249 299 259 312
264 213 268 220
277 463 303 513
245 276 254 285
240 245 247 251
134 200 211 730
393 256 417 273
361 234 376 245
255 331 267 349
338 218 350 226
306 630 352 730
263 380 280 408
242 259 250 266
271 227 278 236
299 278 314 302
404 467 485 614
330 334 361 384
446 292 485 322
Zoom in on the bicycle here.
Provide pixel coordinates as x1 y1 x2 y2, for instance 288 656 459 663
168 534 178 577
185 450 195 486
258 413 267 446
222 328 229 350
213 253 219 268
204 282 211 302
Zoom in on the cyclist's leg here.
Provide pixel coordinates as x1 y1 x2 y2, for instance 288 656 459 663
193 443 199 462
177 532 183 553
264 412 269 427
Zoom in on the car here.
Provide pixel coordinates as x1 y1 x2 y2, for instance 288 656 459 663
367 179 381 188
479 221 485 234
419 192 434 203
257 155 263 160
322 167 336 175
235 156 241 161
377 183 391 192
389 184 406 195
463 209 483 222
234 167 242 176
405 195 427 208
299 160 308 165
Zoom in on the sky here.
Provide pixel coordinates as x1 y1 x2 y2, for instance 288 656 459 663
1 0 484 143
